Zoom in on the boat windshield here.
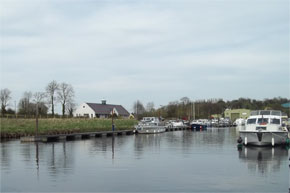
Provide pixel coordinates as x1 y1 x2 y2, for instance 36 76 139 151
143 117 156 122
270 118 280 124
250 111 259 116
271 111 281 116
257 118 268 124
247 118 256 124
260 110 270 115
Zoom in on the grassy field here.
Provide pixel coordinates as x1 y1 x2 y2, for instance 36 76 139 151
0 118 138 138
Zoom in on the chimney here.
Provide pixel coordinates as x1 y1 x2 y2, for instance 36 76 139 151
101 99 106 105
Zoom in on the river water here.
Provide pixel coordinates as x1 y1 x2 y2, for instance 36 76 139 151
1 127 289 192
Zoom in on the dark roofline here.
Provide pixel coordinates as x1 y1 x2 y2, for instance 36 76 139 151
86 102 130 116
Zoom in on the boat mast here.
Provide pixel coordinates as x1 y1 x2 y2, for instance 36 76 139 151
136 100 138 120
192 102 195 120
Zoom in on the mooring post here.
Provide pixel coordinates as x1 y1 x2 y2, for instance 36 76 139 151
35 103 39 137
112 108 115 132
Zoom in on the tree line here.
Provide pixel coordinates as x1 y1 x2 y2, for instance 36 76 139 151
0 81 75 117
133 97 290 120
1 85 289 119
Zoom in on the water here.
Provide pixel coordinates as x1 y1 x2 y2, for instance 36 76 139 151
1 127 289 192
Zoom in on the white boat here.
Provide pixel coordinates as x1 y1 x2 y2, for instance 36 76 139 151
234 118 245 126
166 120 186 129
239 110 288 146
134 117 166 134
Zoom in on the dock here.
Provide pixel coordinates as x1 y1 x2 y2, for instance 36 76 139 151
165 125 189 132
20 126 192 142
20 130 134 142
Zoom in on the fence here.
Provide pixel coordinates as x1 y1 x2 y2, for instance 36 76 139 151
0 114 132 120
1 114 74 119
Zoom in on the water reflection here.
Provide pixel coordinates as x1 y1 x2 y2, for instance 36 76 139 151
238 146 288 175
88 135 128 157
38 142 74 178
1 129 289 192
200 128 227 145
134 134 163 158
112 136 115 160
1 142 11 169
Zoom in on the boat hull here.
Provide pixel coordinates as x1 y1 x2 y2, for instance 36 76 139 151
191 124 207 131
135 126 166 134
239 131 288 146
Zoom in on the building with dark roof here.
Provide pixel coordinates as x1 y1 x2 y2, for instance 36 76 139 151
74 100 130 118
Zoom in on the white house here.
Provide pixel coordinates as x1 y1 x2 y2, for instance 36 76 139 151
74 100 130 118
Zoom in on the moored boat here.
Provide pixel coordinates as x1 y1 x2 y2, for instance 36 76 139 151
234 118 245 126
190 120 208 131
134 117 166 134
239 110 288 146
166 120 187 129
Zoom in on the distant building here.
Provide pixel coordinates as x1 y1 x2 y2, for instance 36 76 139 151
224 109 251 122
74 100 130 118
210 114 222 119
282 102 290 108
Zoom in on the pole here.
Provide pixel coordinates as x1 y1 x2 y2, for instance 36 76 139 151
193 102 195 120
36 103 39 136
112 108 114 131
14 101 16 118
136 101 138 120
190 102 192 121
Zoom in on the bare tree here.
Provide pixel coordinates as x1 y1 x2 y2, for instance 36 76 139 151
133 100 145 119
24 91 33 104
146 102 155 112
66 101 76 117
0 88 12 115
18 91 33 115
32 92 46 136
57 83 74 116
46 80 59 116
180 97 190 105
33 92 46 104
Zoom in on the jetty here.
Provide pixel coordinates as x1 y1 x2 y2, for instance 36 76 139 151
20 130 134 142
165 125 189 132
20 125 191 142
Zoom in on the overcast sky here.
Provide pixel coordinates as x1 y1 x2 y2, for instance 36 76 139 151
0 0 289 113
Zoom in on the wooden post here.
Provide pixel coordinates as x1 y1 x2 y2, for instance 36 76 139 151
112 108 114 131
36 103 39 136
193 102 195 120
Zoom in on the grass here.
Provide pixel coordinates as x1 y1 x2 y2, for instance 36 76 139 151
0 118 138 138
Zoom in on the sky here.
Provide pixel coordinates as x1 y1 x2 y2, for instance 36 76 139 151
0 0 289 113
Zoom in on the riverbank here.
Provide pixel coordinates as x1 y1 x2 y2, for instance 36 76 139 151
0 118 138 138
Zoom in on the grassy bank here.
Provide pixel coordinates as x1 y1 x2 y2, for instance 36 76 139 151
0 118 138 138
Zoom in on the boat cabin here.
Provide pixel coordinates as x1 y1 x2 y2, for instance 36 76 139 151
246 110 282 129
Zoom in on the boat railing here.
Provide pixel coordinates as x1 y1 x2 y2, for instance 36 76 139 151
250 110 282 116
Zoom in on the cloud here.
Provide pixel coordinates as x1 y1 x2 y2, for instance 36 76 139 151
0 0 289 111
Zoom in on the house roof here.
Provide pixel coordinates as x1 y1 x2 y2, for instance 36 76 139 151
86 103 130 116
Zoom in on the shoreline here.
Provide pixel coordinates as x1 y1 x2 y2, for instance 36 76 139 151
0 118 137 139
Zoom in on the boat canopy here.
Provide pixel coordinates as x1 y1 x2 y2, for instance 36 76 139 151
141 117 160 122
250 110 281 116
247 118 281 125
